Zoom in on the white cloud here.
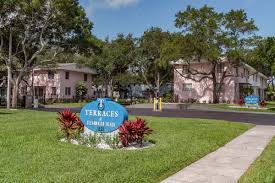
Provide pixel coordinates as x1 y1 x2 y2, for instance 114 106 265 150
104 0 140 8
84 0 141 16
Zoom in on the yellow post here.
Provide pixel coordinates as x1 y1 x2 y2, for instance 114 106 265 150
153 97 162 112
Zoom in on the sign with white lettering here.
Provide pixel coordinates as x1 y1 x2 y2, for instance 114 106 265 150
244 95 259 105
80 98 128 133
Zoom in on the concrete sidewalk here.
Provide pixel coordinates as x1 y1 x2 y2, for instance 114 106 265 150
161 126 275 183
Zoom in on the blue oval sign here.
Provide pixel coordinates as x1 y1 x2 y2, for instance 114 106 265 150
80 98 128 133
244 95 259 105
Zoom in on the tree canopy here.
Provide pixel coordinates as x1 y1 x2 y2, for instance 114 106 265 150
0 0 95 108
160 5 258 103
83 34 136 97
1 2 272 105
248 37 275 91
135 27 172 96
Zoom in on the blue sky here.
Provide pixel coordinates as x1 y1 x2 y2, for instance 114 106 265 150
80 0 275 40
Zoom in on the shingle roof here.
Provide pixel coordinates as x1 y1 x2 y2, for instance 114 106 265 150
172 58 268 79
35 63 97 75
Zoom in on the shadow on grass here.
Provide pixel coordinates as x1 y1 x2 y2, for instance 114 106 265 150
0 111 12 115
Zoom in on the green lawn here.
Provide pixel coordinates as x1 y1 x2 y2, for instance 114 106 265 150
43 102 89 108
238 137 275 183
0 110 252 183
198 103 275 113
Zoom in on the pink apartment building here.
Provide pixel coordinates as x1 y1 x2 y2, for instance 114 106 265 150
173 59 268 103
20 63 97 101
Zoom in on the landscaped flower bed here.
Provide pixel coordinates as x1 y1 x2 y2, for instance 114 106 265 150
57 109 154 150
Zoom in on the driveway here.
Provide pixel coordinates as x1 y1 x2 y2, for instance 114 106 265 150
128 108 275 126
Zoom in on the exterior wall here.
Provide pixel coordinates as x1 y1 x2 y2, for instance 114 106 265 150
174 61 268 103
174 62 236 103
58 70 95 99
22 69 96 100
235 65 268 100
32 70 61 99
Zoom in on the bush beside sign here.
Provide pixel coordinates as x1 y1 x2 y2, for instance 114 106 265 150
80 98 128 133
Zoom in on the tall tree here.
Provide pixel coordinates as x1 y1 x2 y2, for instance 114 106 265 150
84 34 136 97
0 0 93 108
248 37 275 91
0 59 5 85
162 6 257 103
135 27 172 98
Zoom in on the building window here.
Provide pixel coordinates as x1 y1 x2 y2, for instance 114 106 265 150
216 83 225 92
65 72 70 80
255 75 258 82
217 63 224 74
65 87 71 96
34 71 39 76
21 86 27 95
0 88 5 96
48 71 55 80
182 65 189 74
84 74 88 82
183 83 192 91
52 87 57 95
38 88 44 97
236 67 239 77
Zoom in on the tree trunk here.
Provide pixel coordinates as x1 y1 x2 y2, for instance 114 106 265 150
6 27 13 109
212 63 221 104
11 80 19 108
212 79 219 104
272 77 275 92
6 67 11 109
31 69 35 99
156 73 160 98
108 79 113 98
212 68 219 104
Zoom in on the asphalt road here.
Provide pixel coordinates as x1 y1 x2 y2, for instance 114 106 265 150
35 107 275 126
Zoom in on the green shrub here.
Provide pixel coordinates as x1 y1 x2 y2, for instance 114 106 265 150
76 82 88 101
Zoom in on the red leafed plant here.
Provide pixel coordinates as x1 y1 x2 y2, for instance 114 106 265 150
118 118 153 147
259 100 267 108
239 98 245 106
57 109 84 139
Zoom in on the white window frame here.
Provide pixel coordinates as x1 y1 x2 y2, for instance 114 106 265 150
84 74 88 82
48 71 55 80
182 65 189 74
183 83 192 91
65 72 70 80
51 87 57 95
216 83 225 92
65 87 71 96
